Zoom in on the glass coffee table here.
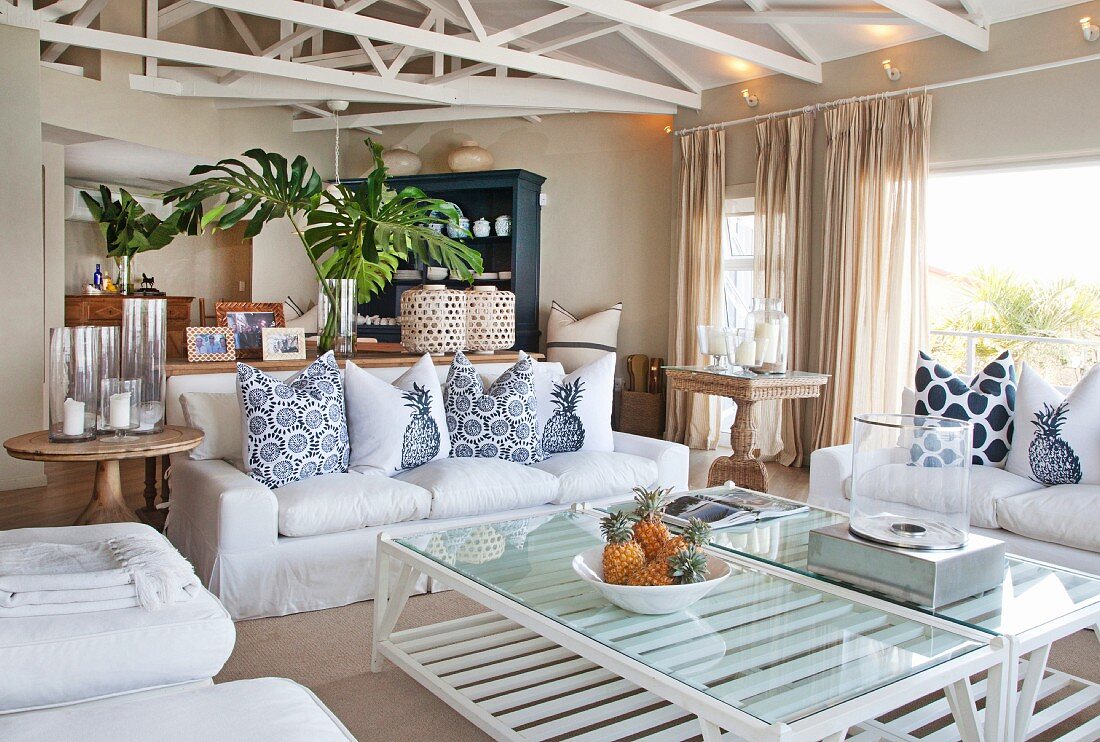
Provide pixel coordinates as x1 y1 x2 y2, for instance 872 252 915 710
373 510 1006 742
608 486 1100 742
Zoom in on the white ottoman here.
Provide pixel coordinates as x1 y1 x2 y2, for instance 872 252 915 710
0 523 235 713
0 678 354 741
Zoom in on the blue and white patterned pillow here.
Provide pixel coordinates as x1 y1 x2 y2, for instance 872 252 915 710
237 351 349 489
445 351 542 465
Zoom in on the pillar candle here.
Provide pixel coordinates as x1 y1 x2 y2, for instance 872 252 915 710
109 392 131 429
62 398 85 436
734 339 756 366
707 327 728 356
756 322 780 364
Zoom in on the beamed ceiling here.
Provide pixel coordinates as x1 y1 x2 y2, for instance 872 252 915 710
0 0 1081 132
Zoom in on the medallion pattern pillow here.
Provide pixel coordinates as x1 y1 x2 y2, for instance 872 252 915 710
913 350 1016 467
345 354 449 475
237 351 349 489
445 351 542 465
1005 363 1100 486
535 353 615 456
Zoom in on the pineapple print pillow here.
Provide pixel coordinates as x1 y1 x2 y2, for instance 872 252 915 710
534 353 616 456
445 351 542 464
1006 363 1100 486
345 354 449 475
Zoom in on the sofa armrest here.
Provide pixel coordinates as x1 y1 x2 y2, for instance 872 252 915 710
168 459 278 554
613 432 690 492
808 444 853 513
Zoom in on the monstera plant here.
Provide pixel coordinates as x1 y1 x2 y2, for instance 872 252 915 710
163 139 482 354
81 185 183 293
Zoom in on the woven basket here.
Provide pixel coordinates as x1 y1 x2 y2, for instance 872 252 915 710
617 390 665 438
464 286 516 354
400 285 467 355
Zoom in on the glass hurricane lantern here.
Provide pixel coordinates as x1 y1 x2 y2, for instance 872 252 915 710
121 298 167 433
48 327 100 442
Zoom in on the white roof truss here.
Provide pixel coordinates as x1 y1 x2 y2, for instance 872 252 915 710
872 0 989 49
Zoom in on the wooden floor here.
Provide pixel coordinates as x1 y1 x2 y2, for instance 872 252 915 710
0 460 149 531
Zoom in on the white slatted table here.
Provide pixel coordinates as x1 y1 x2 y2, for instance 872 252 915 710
373 511 1006 742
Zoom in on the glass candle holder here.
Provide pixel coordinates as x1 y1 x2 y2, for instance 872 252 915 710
744 297 789 373
318 278 358 357
99 378 142 439
48 327 100 442
849 413 973 550
732 327 756 369
696 324 730 371
121 298 166 434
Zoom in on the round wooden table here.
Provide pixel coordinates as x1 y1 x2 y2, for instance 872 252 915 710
4 426 203 525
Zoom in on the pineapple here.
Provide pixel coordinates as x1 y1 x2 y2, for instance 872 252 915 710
401 383 440 469
652 518 712 562
631 486 672 559
542 378 586 454
626 547 710 587
600 511 645 585
1028 402 1082 485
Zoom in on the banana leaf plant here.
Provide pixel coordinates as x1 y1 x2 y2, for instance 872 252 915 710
81 186 183 292
162 140 482 354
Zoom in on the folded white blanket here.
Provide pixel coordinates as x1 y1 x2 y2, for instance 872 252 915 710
0 535 200 615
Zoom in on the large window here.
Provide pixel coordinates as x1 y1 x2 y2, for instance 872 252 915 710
721 196 755 333
926 161 1100 383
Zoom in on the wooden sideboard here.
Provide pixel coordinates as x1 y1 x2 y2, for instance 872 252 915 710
65 294 194 358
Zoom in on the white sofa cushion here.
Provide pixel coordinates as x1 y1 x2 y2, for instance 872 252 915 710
997 485 1100 553
0 678 354 741
535 353 616 456
273 471 432 537
533 451 658 504
394 458 558 519
179 392 244 468
0 523 235 714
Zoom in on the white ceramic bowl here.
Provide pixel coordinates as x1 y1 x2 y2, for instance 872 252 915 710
425 267 448 281
572 547 731 615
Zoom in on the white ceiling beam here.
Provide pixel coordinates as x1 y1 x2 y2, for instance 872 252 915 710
145 0 157 76
293 106 568 130
742 0 820 65
618 27 700 92
679 9 922 25
37 0 92 21
957 0 987 26
40 0 107 62
549 0 821 82
872 0 988 50
222 8 262 54
41 59 84 75
389 10 436 75
159 1 209 31
221 25 323 85
523 115 542 123
291 103 383 135
191 0 701 107
485 7 587 46
454 0 486 41
133 67 426 104
27 22 460 103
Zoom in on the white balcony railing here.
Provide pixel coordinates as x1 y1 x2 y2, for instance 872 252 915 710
930 329 1100 377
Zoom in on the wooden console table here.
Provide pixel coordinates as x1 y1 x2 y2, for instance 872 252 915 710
664 367 828 491
66 294 194 358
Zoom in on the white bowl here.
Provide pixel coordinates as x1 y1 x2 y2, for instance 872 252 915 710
572 547 731 615
425 267 448 280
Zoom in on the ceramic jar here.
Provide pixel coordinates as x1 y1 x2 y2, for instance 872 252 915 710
494 215 511 236
448 140 494 172
446 217 470 240
381 145 421 176
472 218 491 238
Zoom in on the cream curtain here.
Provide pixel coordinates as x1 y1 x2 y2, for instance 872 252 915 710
667 128 725 450
753 111 815 466
814 94 931 449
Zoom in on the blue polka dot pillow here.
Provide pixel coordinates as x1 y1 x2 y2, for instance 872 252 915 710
445 351 543 465
913 350 1016 467
237 351 350 489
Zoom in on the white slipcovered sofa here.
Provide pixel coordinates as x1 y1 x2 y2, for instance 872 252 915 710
165 358 689 620
809 392 1100 575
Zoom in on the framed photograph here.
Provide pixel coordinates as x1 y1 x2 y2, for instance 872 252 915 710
185 326 236 362
216 302 285 359
262 327 307 361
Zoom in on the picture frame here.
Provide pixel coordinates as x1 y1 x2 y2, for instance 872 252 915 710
185 326 236 363
216 302 285 359
262 327 307 361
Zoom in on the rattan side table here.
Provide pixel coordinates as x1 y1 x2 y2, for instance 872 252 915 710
664 367 828 491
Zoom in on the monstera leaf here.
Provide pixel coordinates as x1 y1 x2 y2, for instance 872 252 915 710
80 186 182 259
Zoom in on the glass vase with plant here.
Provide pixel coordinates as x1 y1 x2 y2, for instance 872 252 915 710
163 139 482 355
80 186 182 294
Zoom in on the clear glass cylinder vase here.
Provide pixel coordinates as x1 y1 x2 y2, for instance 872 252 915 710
121 298 166 434
744 297 789 373
115 255 133 295
317 278 358 357
48 327 100 442
849 413 973 550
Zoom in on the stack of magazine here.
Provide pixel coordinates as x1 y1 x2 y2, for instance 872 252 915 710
663 489 808 528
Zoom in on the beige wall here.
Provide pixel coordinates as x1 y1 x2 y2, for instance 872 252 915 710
0 25 47 490
360 113 675 370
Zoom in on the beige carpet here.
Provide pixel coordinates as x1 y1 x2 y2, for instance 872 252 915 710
217 592 1100 740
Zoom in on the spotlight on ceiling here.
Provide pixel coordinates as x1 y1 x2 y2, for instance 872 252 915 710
1081 17 1099 42
741 89 759 108
883 59 901 82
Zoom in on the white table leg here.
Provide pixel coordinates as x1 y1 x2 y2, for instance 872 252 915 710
1093 623 1100 643
371 547 391 673
1012 644 1052 742
945 678 984 742
699 718 723 742
984 649 1016 742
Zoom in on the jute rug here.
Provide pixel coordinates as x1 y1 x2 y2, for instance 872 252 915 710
217 592 1099 740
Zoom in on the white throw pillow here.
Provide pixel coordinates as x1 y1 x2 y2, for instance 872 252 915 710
1005 363 1100 486
179 392 243 466
345 354 450 475
545 300 621 373
535 353 615 455
445 351 542 465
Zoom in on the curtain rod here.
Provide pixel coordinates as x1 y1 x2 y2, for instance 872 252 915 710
673 51 1100 136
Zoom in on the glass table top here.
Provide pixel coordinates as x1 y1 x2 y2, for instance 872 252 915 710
611 485 1100 638
397 512 983 726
